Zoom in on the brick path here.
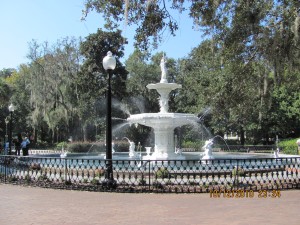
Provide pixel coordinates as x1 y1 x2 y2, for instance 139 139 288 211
0 184 299 225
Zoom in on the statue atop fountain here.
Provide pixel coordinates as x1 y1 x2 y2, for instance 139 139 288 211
147 56 182 113
160 54 168 83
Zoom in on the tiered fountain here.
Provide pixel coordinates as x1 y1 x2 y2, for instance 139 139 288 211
127 56 199 160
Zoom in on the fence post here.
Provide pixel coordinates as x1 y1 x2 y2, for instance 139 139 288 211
64 158 67 182
234 160 239 189
5 156 7 183
148 160 151 191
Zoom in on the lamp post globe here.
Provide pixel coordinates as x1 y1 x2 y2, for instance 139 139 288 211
8 103 15 112
103 51 116 70
102 51 116 185
8 103 15 155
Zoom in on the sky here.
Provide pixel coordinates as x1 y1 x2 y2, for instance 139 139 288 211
0 0 203 69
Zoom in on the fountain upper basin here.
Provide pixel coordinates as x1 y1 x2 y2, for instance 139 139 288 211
127 113 199 129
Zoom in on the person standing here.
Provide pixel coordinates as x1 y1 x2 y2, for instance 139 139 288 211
4 141 9 155
15 133 22 156
21 136 30 156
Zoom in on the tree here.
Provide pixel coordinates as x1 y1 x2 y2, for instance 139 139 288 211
76 29 128 141
83 0 180 51
5 65 31 136
25 37 82 143
0 77 12 139
83 1 299 58
176 40 262 144
0 68 16 78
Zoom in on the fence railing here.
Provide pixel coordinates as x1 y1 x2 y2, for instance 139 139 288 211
0 155 299 193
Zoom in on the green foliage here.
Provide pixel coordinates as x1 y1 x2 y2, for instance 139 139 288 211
278 138 299 155
181 140 204 150
155 167 169 179
38 174 49 182
77 29 128 141
232 168 245 177
34 141 54 149
24 174 31 183
138 178 147 186
94 169 105 177
8 175 18 182
91 178 99 185
83 0 179 51
67 142 105 153
0 78 11 107
56 142 68 150
125 50 163 113
30 163 41 171
113 140 129 152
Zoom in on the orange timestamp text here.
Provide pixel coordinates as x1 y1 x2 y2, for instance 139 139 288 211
209 189 281 198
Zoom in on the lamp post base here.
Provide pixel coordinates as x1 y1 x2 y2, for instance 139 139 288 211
102 178 117 189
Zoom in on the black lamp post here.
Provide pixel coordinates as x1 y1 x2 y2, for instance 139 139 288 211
5 116 9 142
102 51 116 184
8 103 15 155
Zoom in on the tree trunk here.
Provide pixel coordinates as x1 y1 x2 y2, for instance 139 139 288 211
83 124 88 142
240 127 245 146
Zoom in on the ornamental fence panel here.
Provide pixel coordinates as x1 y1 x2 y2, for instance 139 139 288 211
0 155 299 193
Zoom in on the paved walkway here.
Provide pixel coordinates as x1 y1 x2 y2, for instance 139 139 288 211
0 184 299 225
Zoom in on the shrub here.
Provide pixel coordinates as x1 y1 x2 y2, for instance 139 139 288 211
8 176 18 182
38 174 48 181
24 175 31 182
67 142 105 153
155 167 169 179
113 140 130 152
33 140 54 149
56 141 68 150
30 163 41 170
94 169 105 177
278 138 298 155
232 167 245 177
91 178 99 185
138 178 147 186
181 140 204 150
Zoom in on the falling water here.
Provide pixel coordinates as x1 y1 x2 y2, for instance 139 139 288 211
112 121 131 137
211 135 231 151
86 144 95 154
198 107 211 120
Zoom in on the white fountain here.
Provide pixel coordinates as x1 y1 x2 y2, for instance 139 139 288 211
127 55 199 160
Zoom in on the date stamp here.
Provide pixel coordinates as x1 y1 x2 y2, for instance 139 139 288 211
209 190 281 198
